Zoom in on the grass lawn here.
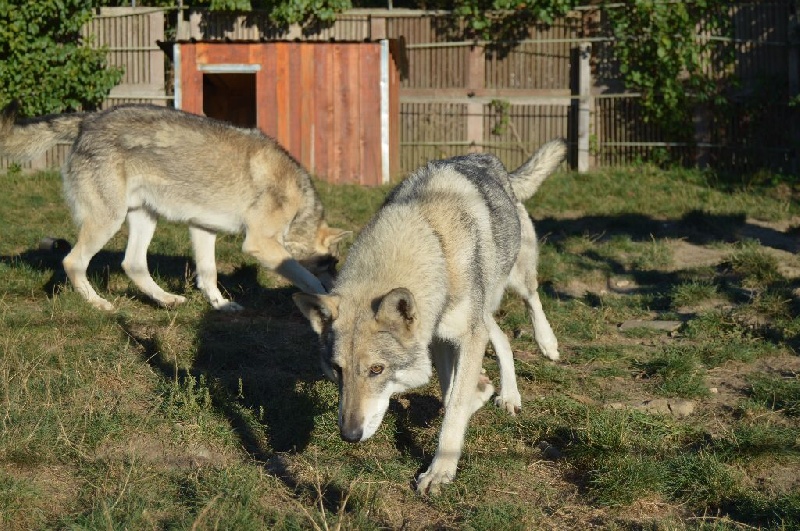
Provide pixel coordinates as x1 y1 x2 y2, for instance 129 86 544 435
1 166 799 529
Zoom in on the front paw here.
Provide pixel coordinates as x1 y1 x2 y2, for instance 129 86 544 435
212 299 244 312
494 389 522 415
415 463 456 496
537 339 560 361
160 294 187 307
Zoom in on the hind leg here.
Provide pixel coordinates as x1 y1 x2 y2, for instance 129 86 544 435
190 226 242 311
487 317 522 414
62 216 125 311
509 208 560 360
121 209 186 307
430 339 455 405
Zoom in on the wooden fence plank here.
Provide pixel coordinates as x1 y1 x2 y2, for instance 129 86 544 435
313 45 334 180
360 46 382 185
275 43 291 150
287 42 303 159
258 44 278 136
300 44 316 174
343 44 363 184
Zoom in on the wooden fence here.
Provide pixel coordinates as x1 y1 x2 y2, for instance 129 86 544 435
82 7 168 107
384 3 799 175
385 12 581 172
4 3 799 177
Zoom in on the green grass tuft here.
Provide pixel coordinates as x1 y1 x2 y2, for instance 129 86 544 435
747 374 800 417
636 348 710 398
726 240 785 289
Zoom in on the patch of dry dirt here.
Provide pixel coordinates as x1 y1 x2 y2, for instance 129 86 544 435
2 463 80 527
94 428 234 470
704 356 800 417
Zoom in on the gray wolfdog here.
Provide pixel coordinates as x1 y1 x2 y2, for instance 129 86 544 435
0 104 348 311
294 139 565 494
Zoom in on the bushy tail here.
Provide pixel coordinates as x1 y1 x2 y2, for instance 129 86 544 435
509 139 567 201
0 103 85 161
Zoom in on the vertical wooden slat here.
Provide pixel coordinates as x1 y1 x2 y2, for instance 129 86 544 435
275 43 290 150
389 40 401 179
331 44 345 183
287 42 303 158
300 44 316 174
467 45 485 153
314 45 334 181
344 44 362 183
259 44 278 137
181 44 202 115
577 42 591 172
360 45 381 185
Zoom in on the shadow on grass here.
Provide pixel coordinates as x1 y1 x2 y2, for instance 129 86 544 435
0 246 192 305
116 268 395 519
0 241 331 487
533 210 800 351
390 393 442 462
2 241 441 516
0 241 294 309
113 273 327 504
535 210 798 253
115 266 324 450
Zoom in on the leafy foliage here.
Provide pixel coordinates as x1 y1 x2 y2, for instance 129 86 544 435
183 0 582 34
450 0 581 39
604 0 733 138
193 0 353 24
0 0 123 117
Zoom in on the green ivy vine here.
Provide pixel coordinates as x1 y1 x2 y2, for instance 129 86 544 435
490 99 511 136
604 0 734 139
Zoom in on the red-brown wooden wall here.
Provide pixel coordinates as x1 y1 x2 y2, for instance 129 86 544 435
177 41 399 186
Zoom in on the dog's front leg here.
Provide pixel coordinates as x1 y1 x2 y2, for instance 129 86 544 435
190 226 243 311
416 330 489 495
242 234 326 294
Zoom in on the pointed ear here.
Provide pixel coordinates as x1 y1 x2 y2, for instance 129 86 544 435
375 288 417 336
317 223 352 254
293 293 340 335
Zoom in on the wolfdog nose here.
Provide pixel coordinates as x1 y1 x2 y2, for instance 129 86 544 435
340 426 363 443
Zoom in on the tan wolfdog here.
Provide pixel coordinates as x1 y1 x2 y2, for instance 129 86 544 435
295 139 565 494
0 103 348 311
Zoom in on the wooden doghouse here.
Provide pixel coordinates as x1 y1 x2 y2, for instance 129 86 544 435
169 40 400 185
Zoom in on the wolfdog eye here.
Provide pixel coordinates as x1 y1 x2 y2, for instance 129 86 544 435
369 364 384 376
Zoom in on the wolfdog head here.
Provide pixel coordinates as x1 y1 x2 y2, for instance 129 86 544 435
285 221 350 290
294 287 433 442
